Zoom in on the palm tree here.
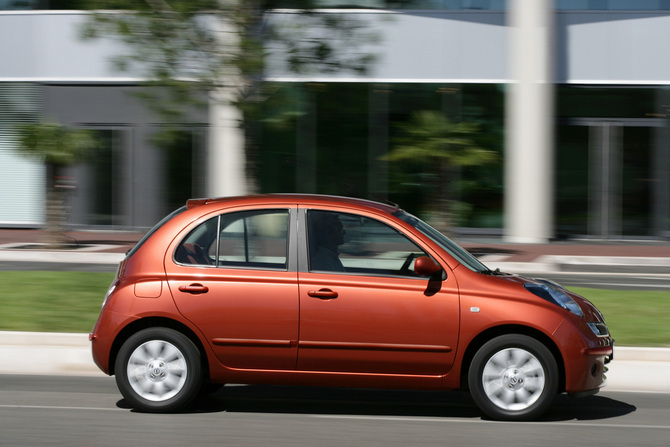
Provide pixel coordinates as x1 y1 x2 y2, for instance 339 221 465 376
386 110 497 232
16 123 97 248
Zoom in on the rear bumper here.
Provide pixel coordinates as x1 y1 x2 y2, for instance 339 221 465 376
90 309 137 375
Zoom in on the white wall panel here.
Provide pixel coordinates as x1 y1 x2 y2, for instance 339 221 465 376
560 12 670 84
264 10 508 83
0 12 135 82
0 144 44 226
3 10 670 84
0 82 44 226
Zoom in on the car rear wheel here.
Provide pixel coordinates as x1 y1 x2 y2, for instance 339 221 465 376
115 328 202 412
468 334 558 421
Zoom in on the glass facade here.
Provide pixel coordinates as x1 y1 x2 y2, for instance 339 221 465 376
256 82 670 238
68 128 125 228
556 86 670 238
162 129 205 214
86 130 118 226
257 82 505 228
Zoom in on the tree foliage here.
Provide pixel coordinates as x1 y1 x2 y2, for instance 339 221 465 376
81 1 377 193
15 123 98 248
16 123 97 167
387 110 496 167
386 110 497 230
81 1 376 123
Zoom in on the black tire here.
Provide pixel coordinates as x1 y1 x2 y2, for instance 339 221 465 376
115 328 203 412
468 334 558 421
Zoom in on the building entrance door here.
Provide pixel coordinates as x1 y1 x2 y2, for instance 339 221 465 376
558 118 668 239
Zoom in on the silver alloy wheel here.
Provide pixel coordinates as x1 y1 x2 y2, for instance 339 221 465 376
126 340 188 402
481 347 546 411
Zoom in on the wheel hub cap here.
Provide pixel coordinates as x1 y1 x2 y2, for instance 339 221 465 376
482 347 546 411
126 340 188 402
503 368 526 390
148 361 167 381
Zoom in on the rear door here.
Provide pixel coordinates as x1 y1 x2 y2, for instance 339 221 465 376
165 206 299 370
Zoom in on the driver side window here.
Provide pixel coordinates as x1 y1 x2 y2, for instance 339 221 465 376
307 210 433 278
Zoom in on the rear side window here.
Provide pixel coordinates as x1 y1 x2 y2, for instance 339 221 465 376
175 209 290 270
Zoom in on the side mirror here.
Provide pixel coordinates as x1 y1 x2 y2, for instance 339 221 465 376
414 256 442 277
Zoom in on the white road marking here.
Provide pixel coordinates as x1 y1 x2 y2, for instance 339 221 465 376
313 415 670 430
0 404 124 412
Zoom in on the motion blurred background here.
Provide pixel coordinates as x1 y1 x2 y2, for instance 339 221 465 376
1 0 669 244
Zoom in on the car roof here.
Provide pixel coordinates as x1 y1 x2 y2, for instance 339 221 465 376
186 194 401 214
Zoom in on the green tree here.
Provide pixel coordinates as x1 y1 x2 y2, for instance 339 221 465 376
386 110 497 232
16 123 98 248
81 1 376 192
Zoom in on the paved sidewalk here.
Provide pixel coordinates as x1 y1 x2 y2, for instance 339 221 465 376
0 229 143 254
1 331 669 393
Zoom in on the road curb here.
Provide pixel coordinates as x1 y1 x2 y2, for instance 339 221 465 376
0 332 98 376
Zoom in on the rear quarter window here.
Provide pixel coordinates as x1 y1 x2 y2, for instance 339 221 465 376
126 206 187 259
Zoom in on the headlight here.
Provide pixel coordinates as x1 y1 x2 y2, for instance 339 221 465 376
524 280 584 317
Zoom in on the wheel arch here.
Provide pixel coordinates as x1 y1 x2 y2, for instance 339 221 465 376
459 324 566 393
108 317 210 379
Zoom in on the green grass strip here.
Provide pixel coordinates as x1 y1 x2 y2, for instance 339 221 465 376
573 287 670 347
1 271 668 347
0 271 115 333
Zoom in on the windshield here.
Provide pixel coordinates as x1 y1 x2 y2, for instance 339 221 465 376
394 210 490 273
125 206 187 259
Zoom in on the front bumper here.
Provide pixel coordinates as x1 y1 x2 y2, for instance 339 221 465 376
554 319 614 393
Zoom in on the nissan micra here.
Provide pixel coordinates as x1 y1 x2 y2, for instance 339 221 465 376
90 194 613 420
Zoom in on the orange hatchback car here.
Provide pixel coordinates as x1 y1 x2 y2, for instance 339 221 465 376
90 194 613 420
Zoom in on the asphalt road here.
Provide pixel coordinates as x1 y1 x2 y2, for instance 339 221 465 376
1 375 669 447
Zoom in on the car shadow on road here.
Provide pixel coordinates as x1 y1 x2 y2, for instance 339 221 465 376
542 393 637 421
119 385 636 421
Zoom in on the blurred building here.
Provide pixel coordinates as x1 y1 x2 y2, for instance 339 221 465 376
1 1 669 241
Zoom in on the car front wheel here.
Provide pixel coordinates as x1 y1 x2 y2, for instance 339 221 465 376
468 334 558 421
115 328 202 412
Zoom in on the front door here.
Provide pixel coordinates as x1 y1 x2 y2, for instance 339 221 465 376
296 209 459 376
